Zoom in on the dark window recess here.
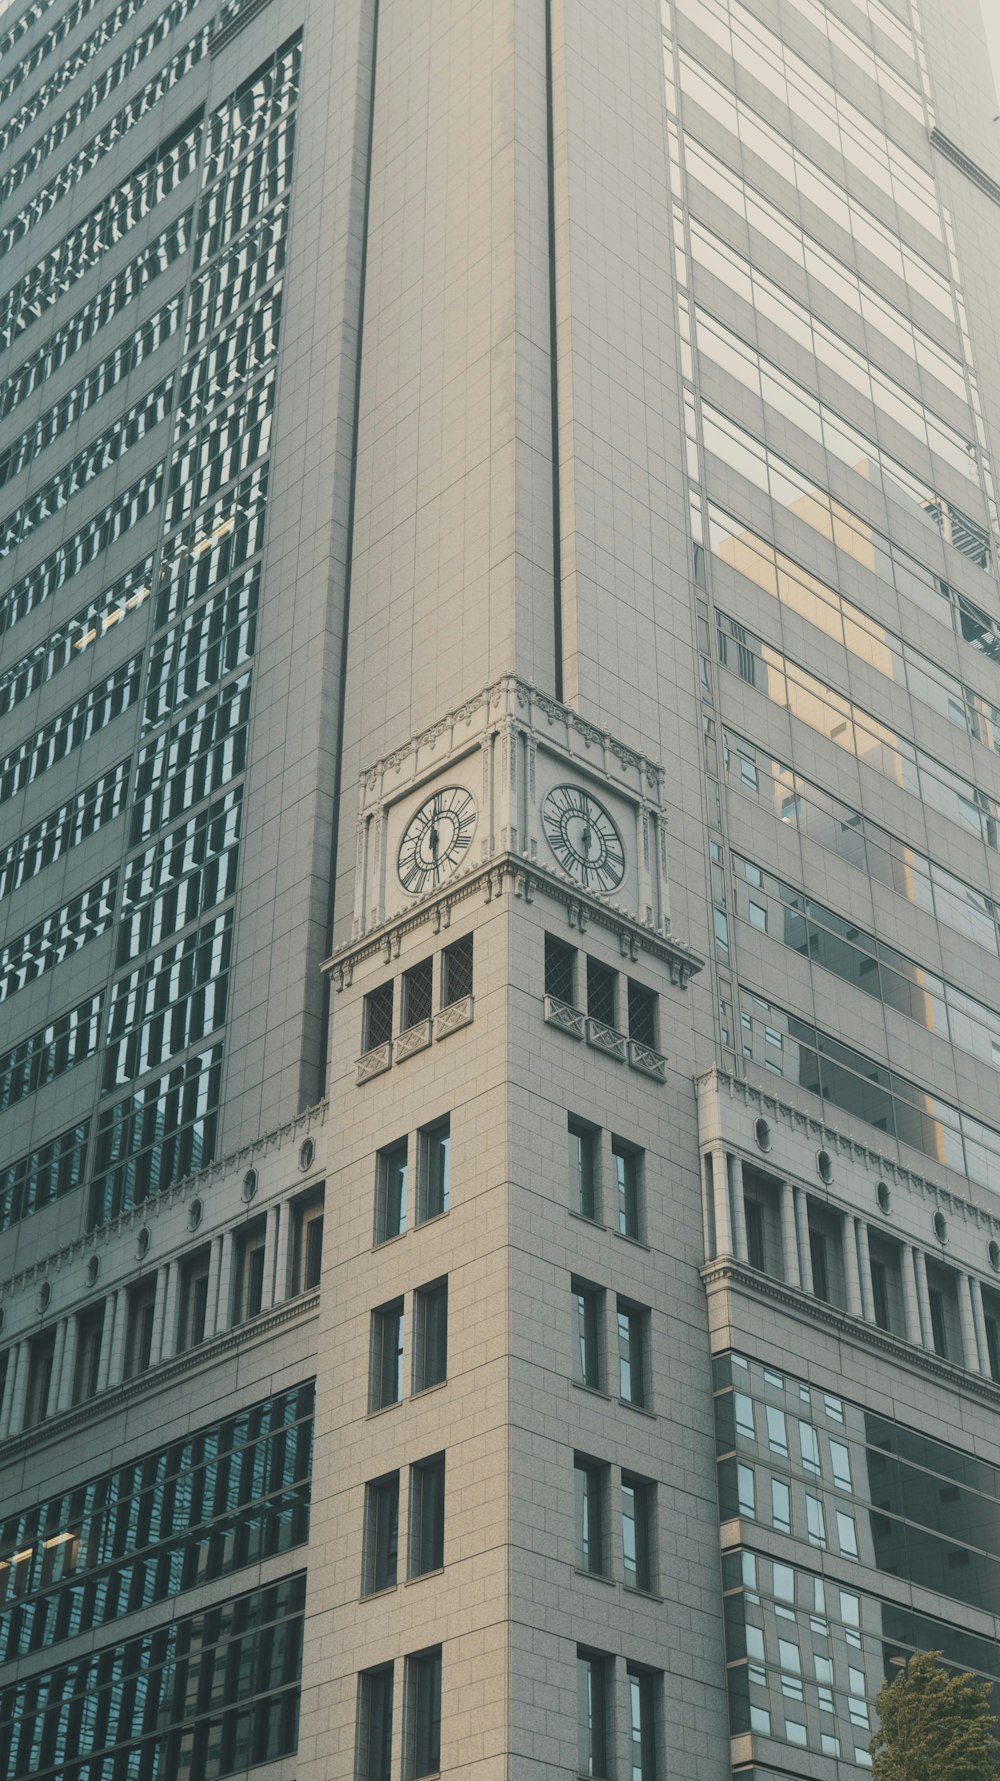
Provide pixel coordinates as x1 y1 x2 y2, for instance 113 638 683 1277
234 1216 266 1324
409 1453 446 1577
364 982 394 1051
401 959 433 1030
577 1649 612 1779
586 956 617 1027
370 1300 404 1411
24 1328 55 1429
178 1245 211 1352
416 1119 450 1223
613 1140 641 1240
441 933 473 1005
570 1119 599 1221
622 1475 655 1593
928 1288 948 1358
412 1278 448 1392
544 933 576 1003
627 979 657 1047
574 1457 607 1576
745 1199 766 1272
292 1190 324 1294
617 1301 649 1408
985 1315 1000 1383
124 1278 157 1379
809 1228 830 1302
871 1259 891 1331
573 1279 604 1390
73 1305 104 1404
357 1665 394 1781
374 1139 408 1244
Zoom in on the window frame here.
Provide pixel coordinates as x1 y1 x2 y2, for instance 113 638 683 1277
611 1137 642 1240
369 1298 404 1412
362 1471 400 1597
408 1452 446 1579
404 1645 442 1781
616 1298 650 1410
416 1118 450 1225
412 1277 448 1395
374 1137 408 1246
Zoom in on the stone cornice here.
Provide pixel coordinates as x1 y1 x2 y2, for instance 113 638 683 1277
701 1254 1000 1404
696 1065 1000 1235
325 854 704 987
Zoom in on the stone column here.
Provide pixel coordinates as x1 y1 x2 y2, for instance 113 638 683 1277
160 1263 181 1362
49 1319 69 1415
971 1276 992 1379
57 1318 79 1413
731 1154 749 1263
856 1221 874 1323
96 1292 120 1395
795 1188 814 1295
214 1233 234 1335
958 1275 984 1375
842 1213 863 1318
262 1204 282 1310
911 1247 930 1347
780 1180 801 1289
711 1149 734 1257
7 1340 30 1434
0 1343 20 1438
150 1265 169 1365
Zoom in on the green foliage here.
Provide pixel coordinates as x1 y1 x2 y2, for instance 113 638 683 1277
870 1650 1000 1781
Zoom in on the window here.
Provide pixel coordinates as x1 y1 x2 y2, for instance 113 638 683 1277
401 958 433 1031
627 1666 660 1780
362 1472 399 1595
233 1216 266 1324
412 1278 448 1393
573 1279 605 1390
871 1258 890 1330
73 1305 104 1404
544 933 576 1003
441 933 473 1006
627 979 657 1047
622 1475 656 1592
374 1139 408 1244
577 1649 612 1779
124 1277 156 1379
570 1119 599 1220
613 1140 642 1240
574 1457 608 1576
617 1300 649 1408
745 1198 766 1271
357 1665 394 1781
23 1328 56 1429
291 1189 324 1294
370 1300 404 1411
409 1453 445 1577
363 982 393 1051
809 1227 830 1302
177 1246 211 1352
416 1119 450 1224
404 1646 442 1780
985 1310 1000 1384
586 957 617 1027
929 1286 948 1357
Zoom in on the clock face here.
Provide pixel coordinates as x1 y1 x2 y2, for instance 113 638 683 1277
397 786 478 894
541 784 626 892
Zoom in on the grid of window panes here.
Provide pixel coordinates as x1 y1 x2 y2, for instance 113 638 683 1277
723 1542 1000 1769
0 1571 305 1780
0 1380 312 1665
715 1352 1000 1614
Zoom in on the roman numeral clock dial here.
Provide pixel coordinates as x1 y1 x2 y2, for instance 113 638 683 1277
397 787 478 895
541 785 626 893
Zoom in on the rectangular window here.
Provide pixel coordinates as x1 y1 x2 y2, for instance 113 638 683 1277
586 956 617 1027
177 1245 211 1352
627 979 657 1047
928 1287 948 1357
73 1305 104 1404
291 1189 324 1294
574 1456 608 1576
871 1258 890 1330
357 1665 394 1781
363 981 394 1051
404 1646 442 1780
570 1118 599 1221
577 1649 612 1779
612 1139 642 1240
544 933 576 1003
573 1279 605 1390
440 933 473 1006
745 1199 766 1271
23 1328 55 1429
627 1666 660 1780
416 1118 450 1224
233 1217 266 1324
408 1453 445 1578
362 1472 399 1596
374 1139 408 1244
401 958 433 1031
622 1474 656 1592
370 1300 404 1411
617 1300 649 1408
412 1278 448 1393
124 1277 156 1379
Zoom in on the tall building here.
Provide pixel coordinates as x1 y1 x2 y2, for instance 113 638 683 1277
1 0 1000 1775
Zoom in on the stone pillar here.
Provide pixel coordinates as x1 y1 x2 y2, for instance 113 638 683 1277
262 1204 282 1311
842 1212 863 1318
96 1293 119 1395
958 1275 984 1375
780 1180 801 1289
0 1343 20 1438
856 1221 874 1323
214 1233 234 1335
160 1263 181 1362
150 1265 169 1365
50 1319 69 1415
795 1188 814 1295
7 1341 30 1434
273 1202 292 1304
711 1149 734 1257
911 1247 930 1347
57 1318 79 1413
731 1154 749 1263
971 1276 992 1380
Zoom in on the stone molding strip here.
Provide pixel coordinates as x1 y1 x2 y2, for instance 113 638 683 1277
930 128 1000 208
